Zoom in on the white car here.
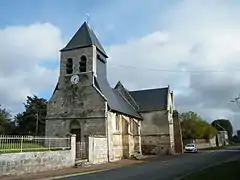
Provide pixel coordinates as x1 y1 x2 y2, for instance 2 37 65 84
184 143 198 153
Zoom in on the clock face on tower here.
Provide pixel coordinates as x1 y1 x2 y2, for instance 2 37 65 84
70 75 79 84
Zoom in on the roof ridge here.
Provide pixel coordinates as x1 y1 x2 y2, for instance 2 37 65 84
129 86 169 93
113 87 139 111
113 89 142 118
114 81 140 111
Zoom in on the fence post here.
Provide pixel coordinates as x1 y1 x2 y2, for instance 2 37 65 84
71 134 76 161
20 136 23 153
88 136 93 163
48 138 51 151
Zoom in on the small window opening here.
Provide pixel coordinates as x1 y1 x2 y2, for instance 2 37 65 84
79 55 87 72
130 118 134 133
66 58 73 74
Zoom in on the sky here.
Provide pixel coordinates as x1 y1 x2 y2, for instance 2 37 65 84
1 0 240 131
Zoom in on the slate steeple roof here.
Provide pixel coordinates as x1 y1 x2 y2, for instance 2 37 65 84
60 22 108 57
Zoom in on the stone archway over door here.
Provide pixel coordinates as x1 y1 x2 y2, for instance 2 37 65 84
70 120 87 160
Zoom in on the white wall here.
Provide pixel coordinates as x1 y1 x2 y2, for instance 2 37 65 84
88 136 108 164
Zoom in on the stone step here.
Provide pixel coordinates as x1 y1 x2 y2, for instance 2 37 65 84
75 159 92 167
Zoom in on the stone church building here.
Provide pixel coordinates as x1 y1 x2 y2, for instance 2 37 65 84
46 22 182 162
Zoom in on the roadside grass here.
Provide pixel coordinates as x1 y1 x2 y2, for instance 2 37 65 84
0 142 45 153
0 142 70 154
230 142 240 146
200 146 225 150
181 160 240 180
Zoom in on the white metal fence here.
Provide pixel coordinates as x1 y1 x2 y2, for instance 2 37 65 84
0 135 71 153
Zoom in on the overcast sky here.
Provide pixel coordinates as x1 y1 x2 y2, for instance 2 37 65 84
0 0 240 131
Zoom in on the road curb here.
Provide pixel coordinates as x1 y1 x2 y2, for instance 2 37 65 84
38 161 146 180
39 169 110 180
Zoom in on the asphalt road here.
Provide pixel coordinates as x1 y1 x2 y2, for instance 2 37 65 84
61 147 240 180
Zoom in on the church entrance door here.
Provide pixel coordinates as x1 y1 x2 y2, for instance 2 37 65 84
70 120 88 160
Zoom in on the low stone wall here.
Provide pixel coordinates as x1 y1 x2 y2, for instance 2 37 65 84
183 138 217 149
195 138 216 149
0 135 76 177
88 136 108 164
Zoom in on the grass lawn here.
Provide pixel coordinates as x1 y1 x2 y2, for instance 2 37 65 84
0 142 70 153
181 160 240 180
0 142 47 153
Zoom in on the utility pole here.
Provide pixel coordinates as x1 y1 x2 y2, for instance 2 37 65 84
35 111 39 136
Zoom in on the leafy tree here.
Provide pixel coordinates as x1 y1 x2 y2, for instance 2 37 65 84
211 119 233 141
234 130 240 142
237 130 240 138
181 111 217 140
14 95 47 136
0 105 15 134
233 135 239 142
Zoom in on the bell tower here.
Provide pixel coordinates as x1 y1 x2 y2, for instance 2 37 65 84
59 21 108 89
46 22 108 138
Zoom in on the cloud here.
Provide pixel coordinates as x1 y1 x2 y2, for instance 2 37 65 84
106 0 240 130
0 23 63 113
1 0 240 132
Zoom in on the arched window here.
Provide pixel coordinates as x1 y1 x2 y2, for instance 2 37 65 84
66 58 73 74
79 55 87 72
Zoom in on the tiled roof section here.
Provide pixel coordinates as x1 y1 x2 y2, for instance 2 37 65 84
129 87 169 112
61 22 108 57
114 81 139 111
94 77 142 120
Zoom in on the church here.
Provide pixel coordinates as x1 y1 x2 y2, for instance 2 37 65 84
45 22 183 162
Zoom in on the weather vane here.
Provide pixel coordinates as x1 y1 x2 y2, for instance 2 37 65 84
85 13 90 24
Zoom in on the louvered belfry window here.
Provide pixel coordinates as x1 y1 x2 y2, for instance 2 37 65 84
66 58 73 74
79 55 87 72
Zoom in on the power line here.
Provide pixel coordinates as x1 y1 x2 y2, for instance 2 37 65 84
108 63 240 73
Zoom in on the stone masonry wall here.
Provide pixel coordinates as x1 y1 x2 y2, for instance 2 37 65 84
46 46 107 138
0 136 76 177
140 110 171 155
141 135 170 155
88 136 108 164
183 138 217 149
107 112 141 161
45 118 106 140
112 134 123 161
173 111 183 154
141 111 169 135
